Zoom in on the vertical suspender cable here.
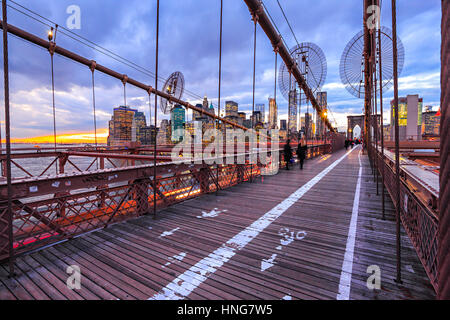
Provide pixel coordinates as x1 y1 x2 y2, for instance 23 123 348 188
250 13 257 182
91 71 98 147
90 64 98 169
251 16 257 129
306 100 309 147
147 91 152 145
288 71 291 138
274 50 277 129
378 26 386 220
123 82 127 106
153 0 160 219
216 0 223 193
298 88 302 140
2 0 14 277
374 38 379 193
50 46 58 174
391 0 402 284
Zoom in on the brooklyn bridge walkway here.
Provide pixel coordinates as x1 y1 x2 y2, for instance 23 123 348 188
0 146 435 300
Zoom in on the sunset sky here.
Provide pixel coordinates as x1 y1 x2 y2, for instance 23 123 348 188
0 0 442 143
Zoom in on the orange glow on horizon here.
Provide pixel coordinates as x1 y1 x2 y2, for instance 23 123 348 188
4 128 109 144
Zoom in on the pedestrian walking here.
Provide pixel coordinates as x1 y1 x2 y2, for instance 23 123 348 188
284 139 293 170
297 139 307 170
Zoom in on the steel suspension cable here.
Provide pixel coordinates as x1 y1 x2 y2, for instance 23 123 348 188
90 66 98 148
153 0 160 219
216 0 223 193
378 26 386 220
391 0 402 284
274 50 277 121
251 13 257 182
90 63 98 169
49 27 58 174
276 0 300 47
374 37 379 194
2 0 15 277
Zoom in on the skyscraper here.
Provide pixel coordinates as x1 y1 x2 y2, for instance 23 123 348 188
107 106 137 146
390 95 423 141
256 104 265 123
288 90 298 133
422 107 440 136
268 98 278 129
304 113 313 139
316 92 327 138
171 105 186 143
225 101 238 118
157 119 171 145
203 96 209 109
238 112 246 126
133 111 148 144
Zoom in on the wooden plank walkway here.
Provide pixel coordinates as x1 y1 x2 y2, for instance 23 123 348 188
0 146 436 300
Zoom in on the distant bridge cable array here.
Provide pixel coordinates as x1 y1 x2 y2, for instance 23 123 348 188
244 0 334 132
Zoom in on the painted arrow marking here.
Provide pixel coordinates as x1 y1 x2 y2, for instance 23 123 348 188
159 227 180 238
261 254 277 271
197 208 227 219
163 252 187 269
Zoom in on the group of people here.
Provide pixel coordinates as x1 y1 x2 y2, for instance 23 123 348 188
344 138 362 150
283 139 308 170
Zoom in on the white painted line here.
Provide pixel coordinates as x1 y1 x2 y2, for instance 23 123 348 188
150 148 357 300
337 148 362 300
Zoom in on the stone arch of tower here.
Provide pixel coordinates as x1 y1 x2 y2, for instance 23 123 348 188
347 115 365 140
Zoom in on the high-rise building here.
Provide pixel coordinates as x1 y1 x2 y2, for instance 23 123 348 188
157 119 171 145
300 116 305 131
107 106 158 146
139 125 158 145
422 108 440 136
288 90 298 133
316 92 327 138
390 95 423 141
256 104 265 123
208 103 215 123
107 106 137 146
225 101 238 118
171 105 186 143
304 113 313 139
193 103 203 121
251 111 263 126
280 119 287 131
268 98 278 129
224 101 239 130
133 111 148 144
238 112 246 126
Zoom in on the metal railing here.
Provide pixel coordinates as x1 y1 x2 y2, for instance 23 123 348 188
0 143 331 263
372 144 439 292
